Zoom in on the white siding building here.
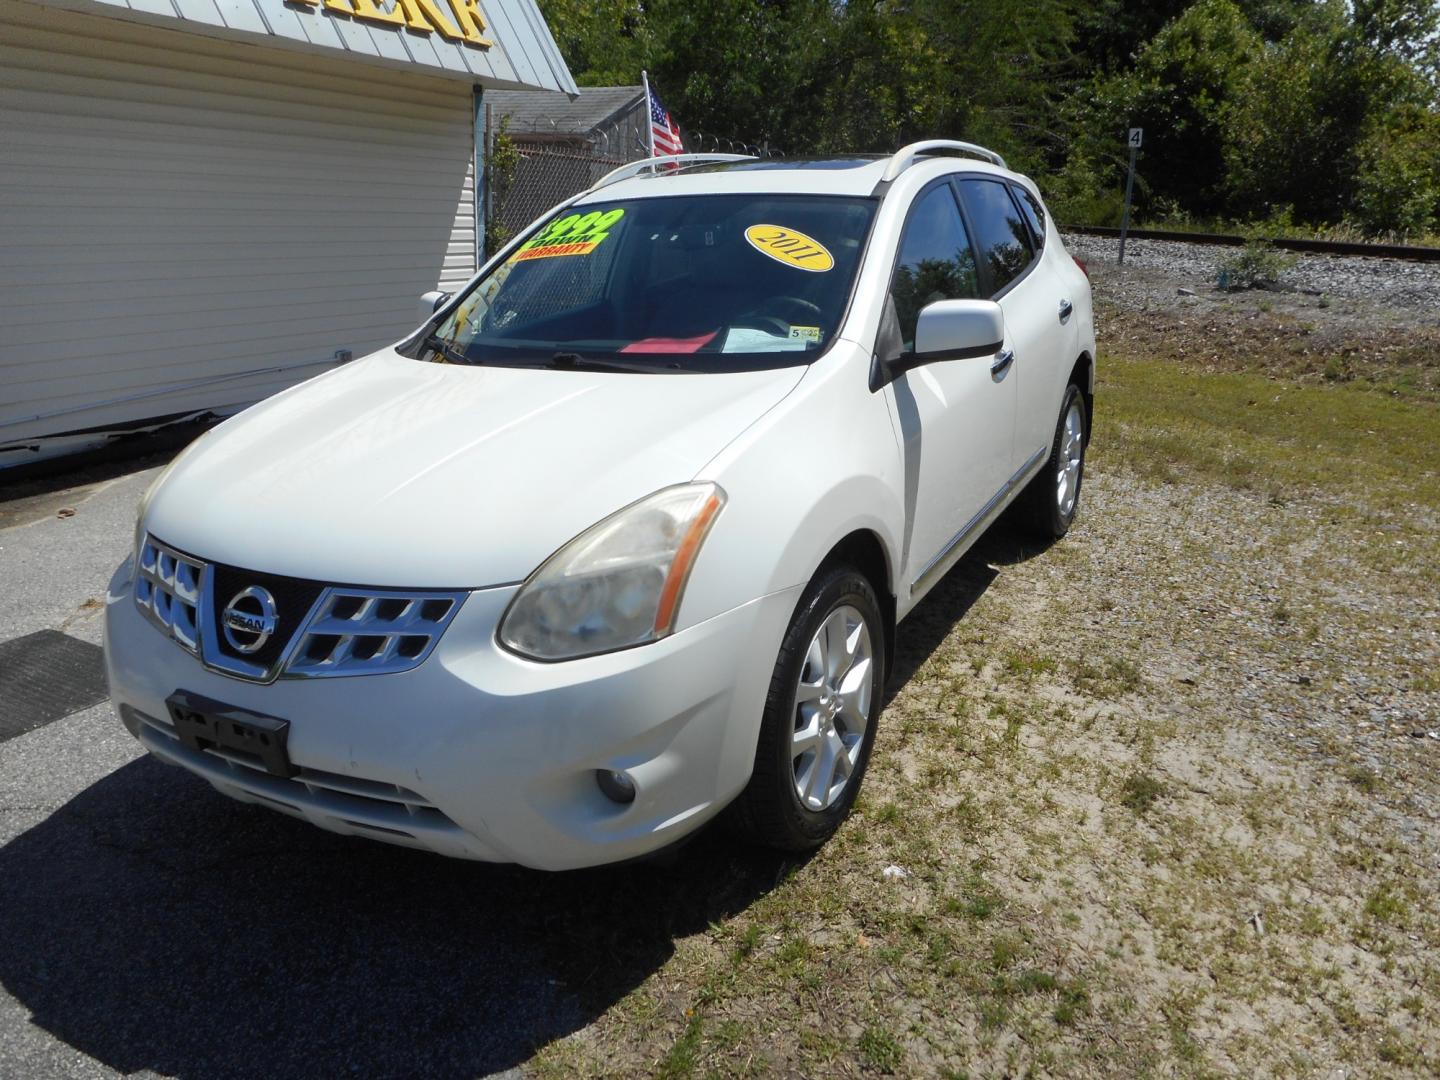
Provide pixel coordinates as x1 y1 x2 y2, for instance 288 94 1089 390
0 0 574 467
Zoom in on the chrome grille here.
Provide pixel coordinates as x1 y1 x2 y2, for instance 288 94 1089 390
287 589 465 678
134 534 466 680
134 537 205 654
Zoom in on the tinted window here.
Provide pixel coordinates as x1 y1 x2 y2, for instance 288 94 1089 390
958 178 1034 295
890 184 979 350
1014 185 1046 248
413 194 877 372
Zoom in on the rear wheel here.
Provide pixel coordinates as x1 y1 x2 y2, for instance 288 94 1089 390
731 566 885 851
1019 383 1087 540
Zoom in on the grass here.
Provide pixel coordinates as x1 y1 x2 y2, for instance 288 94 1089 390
858 1024 905 1072
655 1015 705 1079
1363 883 1411 926
1071 655 1143 698
1094 353 1440 512
1119 772 1167 814
1346 766 1382 794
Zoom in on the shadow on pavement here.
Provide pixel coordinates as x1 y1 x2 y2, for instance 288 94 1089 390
0 520 1046 1079
0 754 798 1078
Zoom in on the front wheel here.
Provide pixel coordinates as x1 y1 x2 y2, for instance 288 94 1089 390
1019 383 1087 540
731 566 886 851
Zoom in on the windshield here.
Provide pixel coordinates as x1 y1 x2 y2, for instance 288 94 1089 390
409 193 877 372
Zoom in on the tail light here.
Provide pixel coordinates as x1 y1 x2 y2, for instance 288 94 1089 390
1073 255 1089 280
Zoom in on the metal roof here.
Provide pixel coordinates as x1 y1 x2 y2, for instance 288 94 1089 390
484 85 644 138
58 0 578 92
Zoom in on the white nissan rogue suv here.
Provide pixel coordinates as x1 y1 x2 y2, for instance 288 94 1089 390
104 142 1096 870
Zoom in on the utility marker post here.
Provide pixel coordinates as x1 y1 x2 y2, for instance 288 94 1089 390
1118 127 1142 265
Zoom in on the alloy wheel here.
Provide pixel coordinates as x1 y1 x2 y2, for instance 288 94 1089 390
791 604 873 811
1056 398 1084 517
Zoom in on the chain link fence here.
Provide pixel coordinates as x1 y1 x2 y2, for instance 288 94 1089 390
484 104 783 249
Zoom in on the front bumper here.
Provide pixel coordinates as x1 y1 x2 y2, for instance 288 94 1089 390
103 558 801 870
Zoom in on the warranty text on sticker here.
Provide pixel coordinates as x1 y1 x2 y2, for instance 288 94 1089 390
744 225 834 272
514 240 602 261
513 207 626 262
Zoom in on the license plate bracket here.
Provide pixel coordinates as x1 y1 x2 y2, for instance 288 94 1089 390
165 691 296 777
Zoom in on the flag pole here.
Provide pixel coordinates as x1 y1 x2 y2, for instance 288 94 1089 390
641 69 656 158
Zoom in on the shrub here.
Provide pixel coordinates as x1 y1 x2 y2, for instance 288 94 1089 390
1045 153 1129 227
1352 109 1440 237
1216 240 1298 289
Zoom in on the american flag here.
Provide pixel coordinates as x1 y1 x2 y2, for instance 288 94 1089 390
647 82 684 157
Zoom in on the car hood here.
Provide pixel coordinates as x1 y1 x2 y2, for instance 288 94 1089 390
145 349 805 587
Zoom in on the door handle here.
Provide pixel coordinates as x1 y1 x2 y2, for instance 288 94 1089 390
990 349 1015 377
1058 298 1074 321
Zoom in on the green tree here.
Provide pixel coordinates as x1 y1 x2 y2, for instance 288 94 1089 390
533 0 1439 234
1073 0 1199 73
1070 0 1262 218
1353 106 1440 234
646 0 833 151
650 0 1073 163
537 0 650 86
1352 0 1440 89
1224 0 1438 230
1072 0 1310 73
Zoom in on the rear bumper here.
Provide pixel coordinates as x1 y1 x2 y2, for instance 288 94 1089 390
104 557 801 870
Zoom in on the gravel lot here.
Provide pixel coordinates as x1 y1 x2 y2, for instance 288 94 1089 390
541 442 1440 1076
1063 233 1440 317
1062 232 1440 398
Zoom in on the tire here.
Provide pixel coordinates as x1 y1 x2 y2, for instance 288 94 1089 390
731 565 886 851
1018 383 1088 541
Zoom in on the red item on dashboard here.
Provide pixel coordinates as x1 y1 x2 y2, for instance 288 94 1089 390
619 331 718 354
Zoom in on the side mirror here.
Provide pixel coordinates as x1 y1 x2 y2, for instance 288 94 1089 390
418 290 451 325
913 299 1004 361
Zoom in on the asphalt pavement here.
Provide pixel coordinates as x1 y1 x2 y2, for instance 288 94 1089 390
0 458 802 1080
0 464 581 1079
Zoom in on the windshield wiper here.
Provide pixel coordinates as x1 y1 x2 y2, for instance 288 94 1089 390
423 333 472 365
547 351 680 374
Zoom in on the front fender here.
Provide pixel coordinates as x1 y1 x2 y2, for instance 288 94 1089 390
679 345 905 630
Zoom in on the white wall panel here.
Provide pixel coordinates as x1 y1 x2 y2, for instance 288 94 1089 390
0 0 478 450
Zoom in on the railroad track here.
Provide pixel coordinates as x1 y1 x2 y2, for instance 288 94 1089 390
1061 224 1440 263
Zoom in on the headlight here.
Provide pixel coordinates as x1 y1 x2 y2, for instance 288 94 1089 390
499 482 726 661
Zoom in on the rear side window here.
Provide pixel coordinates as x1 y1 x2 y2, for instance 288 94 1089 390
890 184 980 350
957 178 1034 295
1013 185 1047 248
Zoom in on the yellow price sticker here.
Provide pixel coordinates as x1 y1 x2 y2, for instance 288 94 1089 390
744 225 834 272
512 207 626 263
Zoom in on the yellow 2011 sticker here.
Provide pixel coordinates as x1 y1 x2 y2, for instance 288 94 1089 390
512 207 626 262
744 225 834 272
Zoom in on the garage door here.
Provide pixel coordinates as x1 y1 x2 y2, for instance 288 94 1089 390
0 0 478 458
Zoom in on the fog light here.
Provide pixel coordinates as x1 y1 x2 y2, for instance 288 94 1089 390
596 768 636 804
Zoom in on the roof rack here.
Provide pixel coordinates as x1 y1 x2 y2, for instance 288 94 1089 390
591 153 758 191
881 140 1007 182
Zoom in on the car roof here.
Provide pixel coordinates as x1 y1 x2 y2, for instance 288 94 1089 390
574 154 1020 204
